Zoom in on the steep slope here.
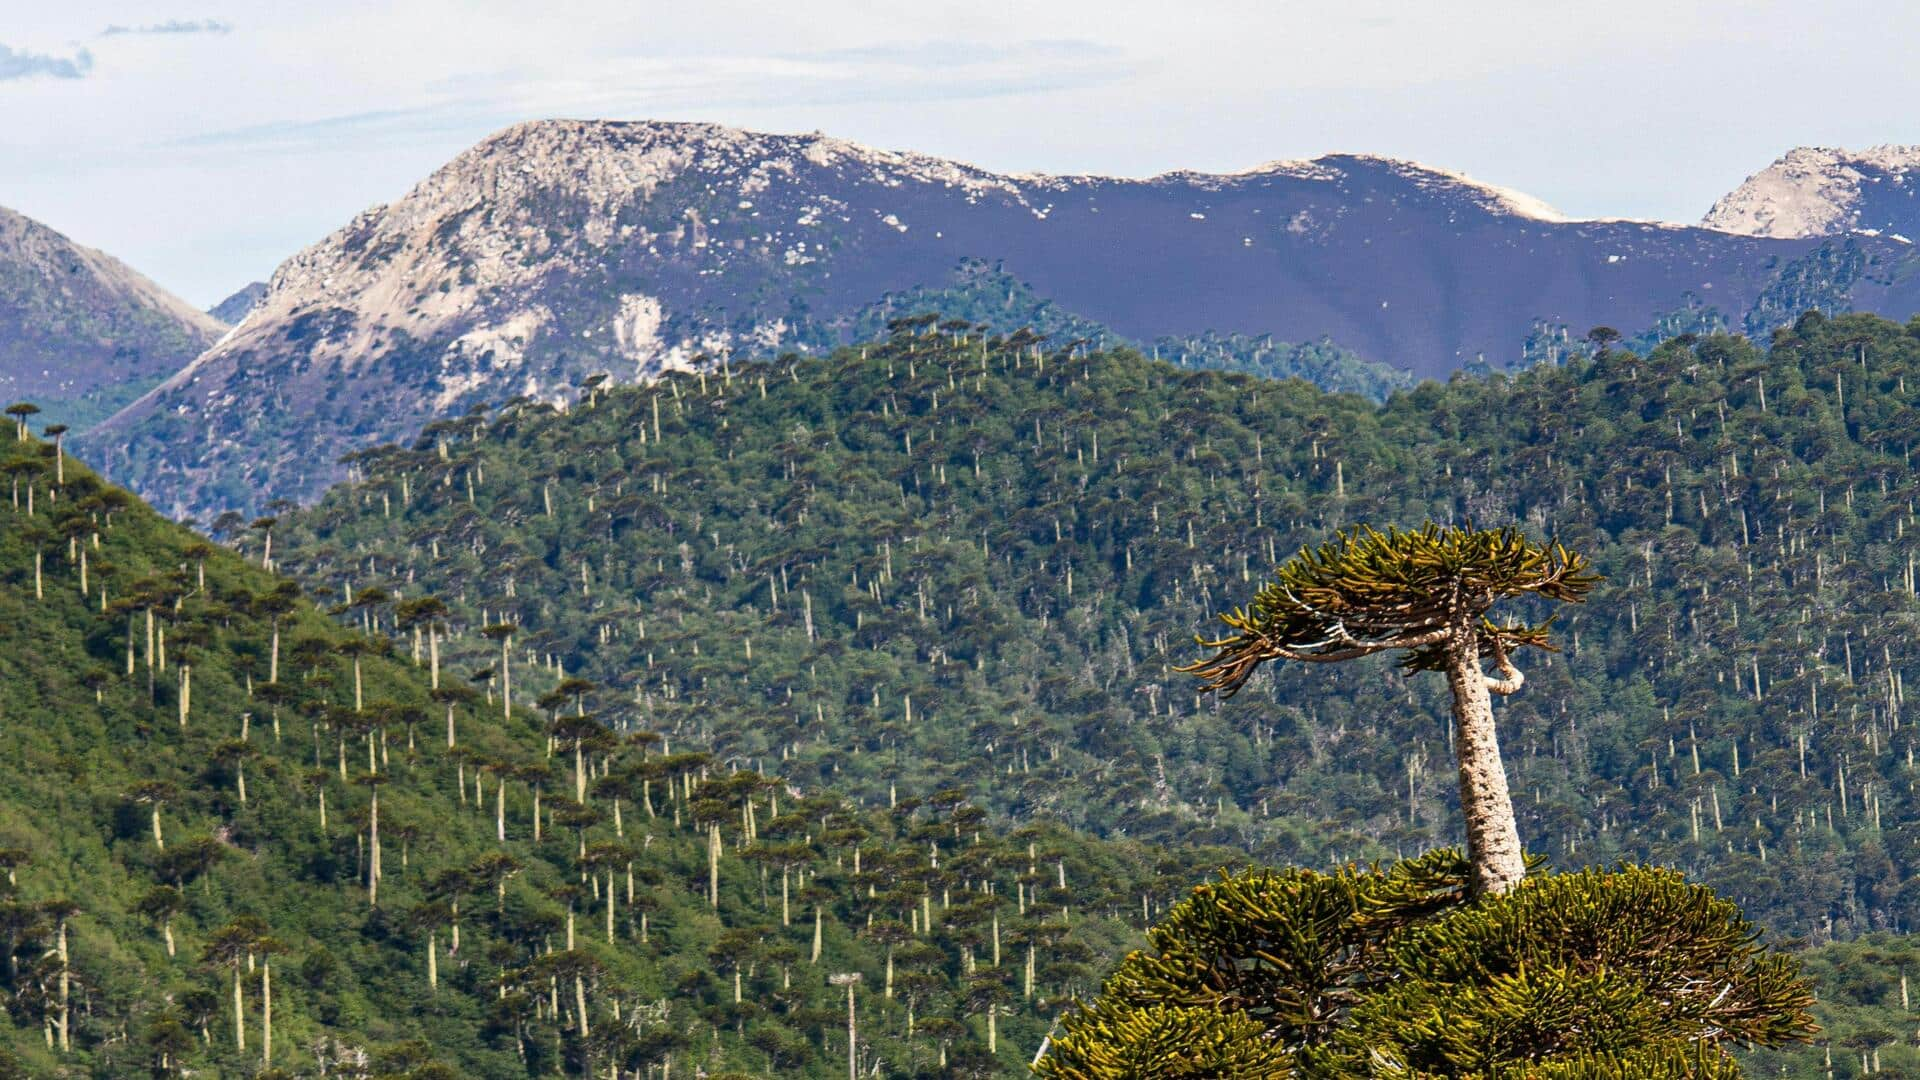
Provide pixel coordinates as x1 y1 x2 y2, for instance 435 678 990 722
1704 146 1920 240
273 312 1920 951
84 119 1920 520
0 431 1212 1077
0 206 226 433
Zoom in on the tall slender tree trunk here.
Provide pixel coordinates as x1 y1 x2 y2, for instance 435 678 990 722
368 789 381 907
501 636 512 721
232 966 245 1051
1443 623 1526 896
846 982 858 1080
56 919 69 1052
261 957 272 1066
575 974 589 1038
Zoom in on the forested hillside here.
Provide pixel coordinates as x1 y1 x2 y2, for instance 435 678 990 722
0 432 1224 1077
272 310 1920 960
840 261 1414 401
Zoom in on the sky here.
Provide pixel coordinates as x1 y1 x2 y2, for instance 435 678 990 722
6 1 1920 308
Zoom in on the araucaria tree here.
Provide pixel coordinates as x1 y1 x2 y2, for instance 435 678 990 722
1180 524 1596 896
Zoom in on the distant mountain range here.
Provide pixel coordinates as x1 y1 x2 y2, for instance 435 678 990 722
0 206 227 432
17 122 1920 516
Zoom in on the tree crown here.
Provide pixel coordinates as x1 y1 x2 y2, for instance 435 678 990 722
1181 523 1598 695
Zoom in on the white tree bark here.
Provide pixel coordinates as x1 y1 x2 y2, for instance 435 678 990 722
1443 620 1526 895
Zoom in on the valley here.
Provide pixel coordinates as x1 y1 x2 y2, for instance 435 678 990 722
10 103 1920 1076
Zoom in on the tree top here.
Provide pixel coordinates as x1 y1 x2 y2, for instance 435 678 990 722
1180 523 1598 696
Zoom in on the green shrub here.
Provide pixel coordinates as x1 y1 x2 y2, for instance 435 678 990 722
1036 853 1813 1079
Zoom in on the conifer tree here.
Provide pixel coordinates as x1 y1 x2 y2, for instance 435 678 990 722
1181 524 1597 895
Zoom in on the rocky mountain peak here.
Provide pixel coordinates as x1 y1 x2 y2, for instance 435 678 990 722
1702 145 1920 239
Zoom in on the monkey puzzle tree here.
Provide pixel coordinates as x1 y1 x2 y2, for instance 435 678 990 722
481 622 518 721
203 915 269 1053
41 424 67 484
1180 524 1596 896
395 595 451 689
40 898 78 1052
4 403 38 441
128 781 178 850
134 885 186 959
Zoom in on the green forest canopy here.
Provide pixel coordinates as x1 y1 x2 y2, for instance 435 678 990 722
0 433 1233 1077
11 307 1920 1075
276 310 1920 952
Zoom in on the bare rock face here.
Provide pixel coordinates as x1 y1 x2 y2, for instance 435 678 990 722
0 206 226 429
207 281 267 325
81 121 1920 519
1703 146 1920 240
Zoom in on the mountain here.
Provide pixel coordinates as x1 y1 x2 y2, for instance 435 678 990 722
0 424 1219 1076
207 280 267 325
268 310 1920 971
1704 146 1920 240
0 206 226 433
81 120 1920 520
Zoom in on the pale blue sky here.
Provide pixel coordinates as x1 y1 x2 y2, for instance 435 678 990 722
6 0 1917 307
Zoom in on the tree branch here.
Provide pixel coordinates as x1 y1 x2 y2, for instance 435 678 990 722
1483 639 1525 696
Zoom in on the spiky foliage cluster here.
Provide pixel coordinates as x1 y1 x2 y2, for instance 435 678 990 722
1036 854 1814 1080
1181 524 1599 695
1035 1005 1290 1079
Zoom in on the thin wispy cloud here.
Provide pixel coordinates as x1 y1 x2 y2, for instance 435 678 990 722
160 38 1131 155
100 19 233 37
0 43 92 81
166 104 482 150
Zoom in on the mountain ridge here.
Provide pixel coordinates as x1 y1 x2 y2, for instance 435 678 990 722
0 205 227 432
79 119 1920 519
